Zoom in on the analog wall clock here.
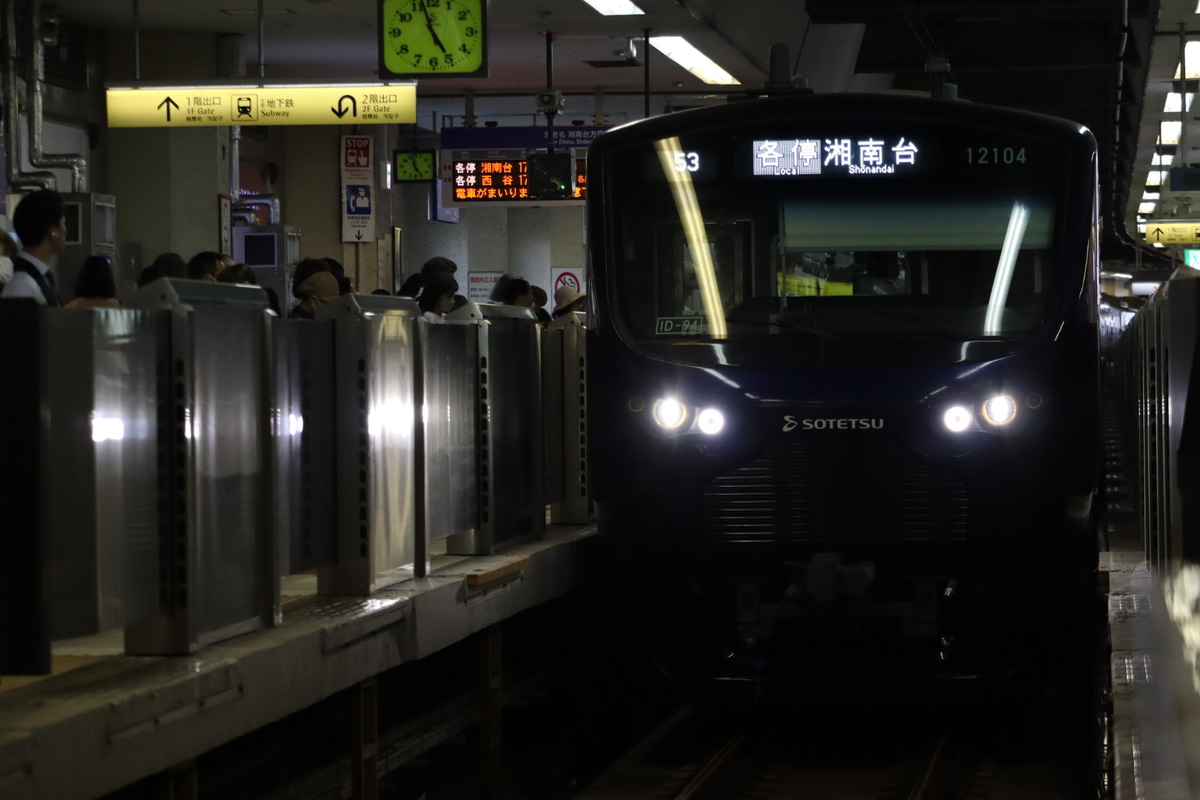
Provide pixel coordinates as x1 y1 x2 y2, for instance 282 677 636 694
380 0 489 78
394 150 437 182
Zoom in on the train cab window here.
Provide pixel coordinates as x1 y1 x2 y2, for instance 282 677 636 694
598 115 1083 367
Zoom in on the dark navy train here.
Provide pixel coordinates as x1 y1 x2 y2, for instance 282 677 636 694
584 89 1102 680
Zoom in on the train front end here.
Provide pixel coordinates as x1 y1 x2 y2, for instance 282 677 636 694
585 93 1101 681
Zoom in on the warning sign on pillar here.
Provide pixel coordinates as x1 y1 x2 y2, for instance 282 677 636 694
341 135 375 243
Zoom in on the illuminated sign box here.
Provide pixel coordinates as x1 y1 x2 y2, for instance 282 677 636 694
445 155 586 206
1143 219 1200 245
106 82 417 128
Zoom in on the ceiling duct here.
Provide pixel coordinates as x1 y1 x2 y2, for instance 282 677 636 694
27 0 88 192
4 0 54 191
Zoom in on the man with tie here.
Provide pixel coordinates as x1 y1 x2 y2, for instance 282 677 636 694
0 190 66 306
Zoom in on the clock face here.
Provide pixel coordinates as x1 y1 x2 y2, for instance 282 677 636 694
394 150 437 182
380 0 488 78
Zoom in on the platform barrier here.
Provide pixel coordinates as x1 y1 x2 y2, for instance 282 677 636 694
422 309 482 550
273 317 337 576
0 284 588 676
317 294 421 595
122 279 278 654
1109 270 1200 799
0 302 162 673
449 303 544 555
1112 272 1200 570
542 313 590 524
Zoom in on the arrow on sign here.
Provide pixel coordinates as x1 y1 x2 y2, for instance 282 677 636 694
355 231 363 241
157 96 180 122
1152 227 1164 242
332 95 357 119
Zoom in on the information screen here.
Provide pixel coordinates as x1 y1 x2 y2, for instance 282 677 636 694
449 157 587 202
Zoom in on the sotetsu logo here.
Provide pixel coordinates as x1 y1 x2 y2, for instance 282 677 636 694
782 415 885 432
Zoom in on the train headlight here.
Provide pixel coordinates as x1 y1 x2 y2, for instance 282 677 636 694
697 408 725 435
652 397 688 429
942 405 973 433
980 394 1017 427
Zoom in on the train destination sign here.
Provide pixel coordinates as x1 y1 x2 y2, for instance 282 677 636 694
1144 219 1200 245
106 83 417 128
751 136 920 176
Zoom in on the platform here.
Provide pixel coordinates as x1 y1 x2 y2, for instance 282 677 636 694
0 523 597 800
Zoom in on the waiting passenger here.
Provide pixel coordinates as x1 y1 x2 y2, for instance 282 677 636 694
531 285 551 326
419 271 458 323
289 258 331 309
0 189 67 306
66 255 121 309
422 256 457 276
216 263 257 284
499 277 535 308
140 252 186 287
135 264 162 288
396 273 424 298
397 256 458 298
186 251 224 282
489 272 516 302
324 257 353 295
289 258 339 320
553 285 586 319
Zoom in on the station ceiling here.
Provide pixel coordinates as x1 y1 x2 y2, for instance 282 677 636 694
39 0 1192 265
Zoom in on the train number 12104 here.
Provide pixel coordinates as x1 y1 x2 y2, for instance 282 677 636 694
966 146 1027 165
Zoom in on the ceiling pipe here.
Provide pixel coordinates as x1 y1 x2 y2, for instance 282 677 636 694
4 0 54 191
544 30 556 153
642 27 650 118
28 0 87 192
230 0 283 225
1180 23 1188 172
132 0 139 80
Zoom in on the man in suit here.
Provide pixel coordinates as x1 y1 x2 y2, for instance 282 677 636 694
0 190 66 306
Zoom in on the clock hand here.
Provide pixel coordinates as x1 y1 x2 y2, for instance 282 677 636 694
421 5 448 53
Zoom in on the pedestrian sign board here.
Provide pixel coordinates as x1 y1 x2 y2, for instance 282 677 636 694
106 83 416 128
1186 249 1200 267
1144 219 1200 246
342 136 375 243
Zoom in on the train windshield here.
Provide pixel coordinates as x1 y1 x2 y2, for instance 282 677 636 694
598 114 1085 364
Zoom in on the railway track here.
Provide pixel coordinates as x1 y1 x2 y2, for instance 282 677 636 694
577 677 1099 800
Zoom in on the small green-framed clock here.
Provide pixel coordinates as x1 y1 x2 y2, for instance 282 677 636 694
394 150 437 182
379 0 489 78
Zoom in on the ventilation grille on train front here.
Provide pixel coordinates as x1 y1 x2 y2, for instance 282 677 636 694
703 434 968 543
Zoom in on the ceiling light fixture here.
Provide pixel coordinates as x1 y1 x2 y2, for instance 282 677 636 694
580 0 645 15
1164 92 1194 113
649 36 740 85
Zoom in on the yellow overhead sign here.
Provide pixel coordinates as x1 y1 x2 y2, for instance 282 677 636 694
1144 219 1200 245
106 83 417 128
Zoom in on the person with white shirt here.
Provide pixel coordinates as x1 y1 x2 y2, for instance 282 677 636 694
0 190 67 307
